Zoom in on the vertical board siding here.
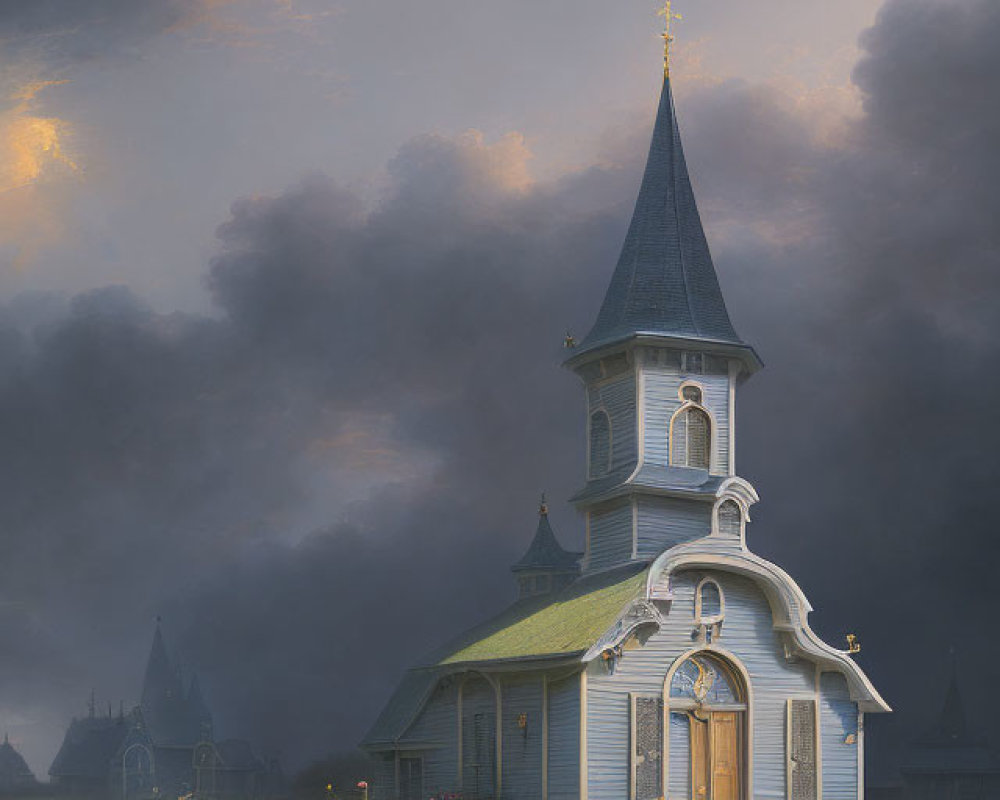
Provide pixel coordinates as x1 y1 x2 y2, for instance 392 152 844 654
820 673 859 800
547 675 580 800
587 501 634 572
398 680 458 795
588 375 638 473
636 496 712 556
641 366 731 475
501 677 544 800
586 571 817 800
372 754 395 800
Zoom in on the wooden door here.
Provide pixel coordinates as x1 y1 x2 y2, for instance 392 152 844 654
709 712 741 800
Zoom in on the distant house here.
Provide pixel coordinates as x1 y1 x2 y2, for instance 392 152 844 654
360 31 889 800
0 735 37 794
48 624 282 800
897 664 1000 799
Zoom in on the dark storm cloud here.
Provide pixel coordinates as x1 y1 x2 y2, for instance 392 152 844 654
1 0 997 783
0 0 204 70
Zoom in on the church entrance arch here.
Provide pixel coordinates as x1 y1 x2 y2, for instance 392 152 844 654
666 651 747 800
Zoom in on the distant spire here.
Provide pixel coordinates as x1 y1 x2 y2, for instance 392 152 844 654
539 492 548 516
939 651 967 742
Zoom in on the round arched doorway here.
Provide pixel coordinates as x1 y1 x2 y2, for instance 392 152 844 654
667 651 747 800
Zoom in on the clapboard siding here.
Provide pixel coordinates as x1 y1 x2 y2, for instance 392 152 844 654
820 672 859 800
588 375 638 474
636 496 712 556
641 366 731 475
547 674 580 800
399 679 459 795
586 571 817 800
587 501 634 572
501 677 544 800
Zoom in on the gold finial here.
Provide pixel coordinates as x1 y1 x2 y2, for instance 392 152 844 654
657 0 683 78
846 633 861 654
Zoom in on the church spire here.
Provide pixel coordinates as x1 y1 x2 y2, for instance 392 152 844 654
573 13 758 373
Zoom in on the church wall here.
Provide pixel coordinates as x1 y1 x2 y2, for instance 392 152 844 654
585 571 819 800
500 676 544 800
640 363 731 475
635 496 712 556
587 500 634 572
587 374 638 474
546 673 580 800
461 677 498 799
397 678 459 796
820 672 860 800
371 755 395 800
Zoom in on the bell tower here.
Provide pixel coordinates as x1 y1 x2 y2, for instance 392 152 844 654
565 65 762 574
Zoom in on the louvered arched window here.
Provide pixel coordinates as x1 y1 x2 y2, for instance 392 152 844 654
589 410 612 477
671 406 710 470
717 499 743 538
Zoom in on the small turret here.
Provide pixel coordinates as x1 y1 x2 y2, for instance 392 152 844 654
511 495 581 598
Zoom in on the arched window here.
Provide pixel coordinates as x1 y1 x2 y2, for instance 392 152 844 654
589 410 612 477
671 406 710 470
696 579 724 623
664 653 747 800
669 653 742 705
717 500 742 539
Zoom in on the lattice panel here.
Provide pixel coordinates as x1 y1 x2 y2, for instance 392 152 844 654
788 699 818 800
634 696 663 800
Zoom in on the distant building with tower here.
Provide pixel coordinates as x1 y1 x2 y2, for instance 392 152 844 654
361 14 890 800
869 661 1000 800
48 624 283 800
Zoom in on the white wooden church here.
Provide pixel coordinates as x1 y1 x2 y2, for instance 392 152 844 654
361 28 889 800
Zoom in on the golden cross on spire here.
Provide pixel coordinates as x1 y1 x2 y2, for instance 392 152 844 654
657 0 683 78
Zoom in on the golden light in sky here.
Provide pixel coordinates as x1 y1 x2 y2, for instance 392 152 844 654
0 80 78 270
0 81 76 194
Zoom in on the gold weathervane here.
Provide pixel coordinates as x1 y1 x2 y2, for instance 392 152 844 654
658 0 683 77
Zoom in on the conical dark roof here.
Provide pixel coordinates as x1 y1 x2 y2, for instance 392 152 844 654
140 623 198 746
511 502 581 573
0 735 35 786
916 663 982 748
187 674 213 738
579 75 747 356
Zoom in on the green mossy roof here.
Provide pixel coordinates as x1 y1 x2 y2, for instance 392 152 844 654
436 565 649 665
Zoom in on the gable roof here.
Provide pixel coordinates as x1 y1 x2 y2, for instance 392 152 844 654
360 564 648 749
435 565 647 665
577 75 752 360
49 715 129 780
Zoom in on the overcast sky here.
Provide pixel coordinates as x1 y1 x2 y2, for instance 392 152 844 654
0 0 997 785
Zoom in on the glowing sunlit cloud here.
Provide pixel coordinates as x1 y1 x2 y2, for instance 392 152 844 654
0 80 79 270
0 80 76 193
